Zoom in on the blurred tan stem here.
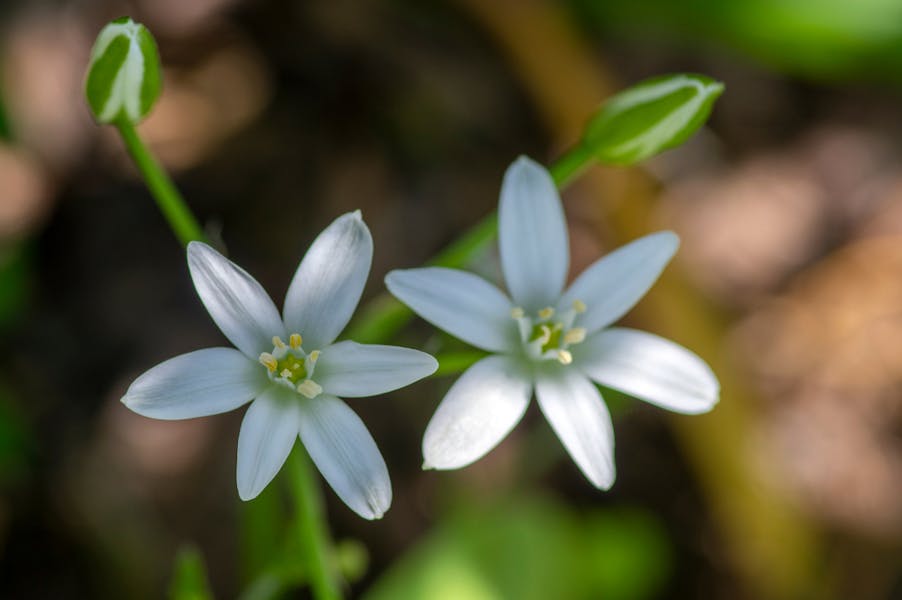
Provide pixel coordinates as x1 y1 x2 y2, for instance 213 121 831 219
453 0 823 598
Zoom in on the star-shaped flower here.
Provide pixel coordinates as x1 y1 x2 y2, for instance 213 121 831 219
123 211 437 518
386 157 719 489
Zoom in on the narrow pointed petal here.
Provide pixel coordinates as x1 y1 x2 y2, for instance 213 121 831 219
576 328 719 414
559 232 679 334
386 267 516 353
283 212 373 349
122 348 269 419
499 156 569 311
236 387 300 500
315 341 438 398
422 355 531 470
187 242 285 359
536 368 615 490
298 395 392 520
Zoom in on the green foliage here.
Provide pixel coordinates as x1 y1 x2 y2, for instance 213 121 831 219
0 245 31 332
434 351 488 377
0 384 31 487
571 0 902 81
84 17 162 125
364 495 672 600
169 546 213 600
0 81 11 141
582 74 723 165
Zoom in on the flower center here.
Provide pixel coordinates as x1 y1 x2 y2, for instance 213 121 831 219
258 333 323 398
510 300 587 365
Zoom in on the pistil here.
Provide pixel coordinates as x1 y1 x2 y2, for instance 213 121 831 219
511 300 588 364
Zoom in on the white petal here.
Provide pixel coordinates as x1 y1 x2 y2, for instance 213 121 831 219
575 328 719 414
187 242 285 359
422 355 531 470
385 267 516 353
283 212 373 349
122 348 268 420
236 387 301 500
535 368 615 489
298 395 392 520
499 156 569 311
315 341 438 398
559 231 679 334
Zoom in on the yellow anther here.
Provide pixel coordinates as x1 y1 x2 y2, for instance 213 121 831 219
308 350 321 362
259 353 278 372
538 306 555 320
510 307 525 319
557 350 573 365
272 336 286 349
296 379 322 399
563 328 586 345
280 369 292 379
572 299 587 314
289 333 303 349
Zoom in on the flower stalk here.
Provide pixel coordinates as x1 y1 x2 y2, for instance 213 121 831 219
289 449 342 600
115 119 205 246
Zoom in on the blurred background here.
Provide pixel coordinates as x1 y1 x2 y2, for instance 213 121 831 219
1 0 901 598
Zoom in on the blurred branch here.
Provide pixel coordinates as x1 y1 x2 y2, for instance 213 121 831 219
453 0 823 598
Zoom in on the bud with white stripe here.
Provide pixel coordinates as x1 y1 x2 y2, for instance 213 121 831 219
84 17 161 125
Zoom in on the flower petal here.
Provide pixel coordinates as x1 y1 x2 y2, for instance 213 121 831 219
499 156 569 311
283 211 373 349
422 355 531 470
187 241 285 359
298 395 392 520
122 347 269 420
385 267 516 353
575 327 719 414
559 231 679 334
535 367 615 490
236 387 300 500
315 341 438 398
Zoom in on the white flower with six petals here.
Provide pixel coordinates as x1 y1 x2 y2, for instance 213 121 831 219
386 157 719 489
122 211 437 519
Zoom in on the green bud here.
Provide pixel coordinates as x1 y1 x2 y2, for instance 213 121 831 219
582 73 724 165
84 17 162 125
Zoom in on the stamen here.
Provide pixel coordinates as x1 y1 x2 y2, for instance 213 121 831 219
557 350 573 365
289 333 303 349
572 299 587 314
563 328 586 345
296 379 322 399
308 350 321 362
259 352 277 372
538 307 555 320
511 307 525 319
272 336 286 349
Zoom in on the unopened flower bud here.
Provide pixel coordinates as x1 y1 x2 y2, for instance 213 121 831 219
84 17 161 125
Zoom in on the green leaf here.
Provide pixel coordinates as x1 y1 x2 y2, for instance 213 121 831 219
84 17 162 125
582 73 724 165
169 546 213 600
363 495 673 600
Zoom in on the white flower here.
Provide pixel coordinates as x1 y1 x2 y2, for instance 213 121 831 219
386 157 718 489
122 211 437 518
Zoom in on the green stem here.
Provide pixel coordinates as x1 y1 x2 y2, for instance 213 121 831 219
549 142 595 187
116 120 205 246
288 449 342 600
